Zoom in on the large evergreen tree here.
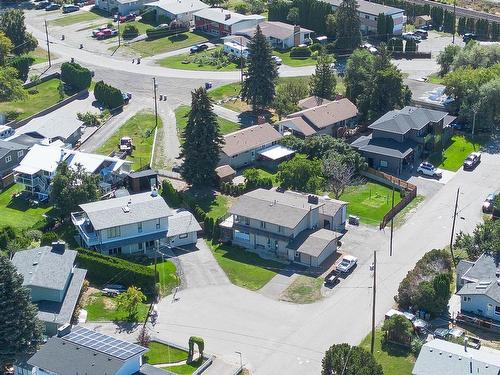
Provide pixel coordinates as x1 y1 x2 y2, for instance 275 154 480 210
0 255 43 370
309 51 337 100
241 26 278 111
322 343 383 375
0 9 37 55
334 0 361 52
181 87 223 186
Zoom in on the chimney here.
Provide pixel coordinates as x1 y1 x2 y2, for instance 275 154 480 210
257 115 266 124
225 13 231 20
57 323 72 337
293 25 301 46
51 241 66 254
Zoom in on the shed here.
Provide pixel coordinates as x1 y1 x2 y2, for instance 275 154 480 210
127 169 159 193
215 164 236 183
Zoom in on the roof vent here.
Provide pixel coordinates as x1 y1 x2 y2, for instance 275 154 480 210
122 206 130 213
32 261 38 266
308 195 318 204
225 13 231 20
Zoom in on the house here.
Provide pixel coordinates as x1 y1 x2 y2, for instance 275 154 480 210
95 0 153 14
412 339 500 375
219 123 294 169
324 0 406 35
456 253 500 322
220 188 347 266
13 144 131 199
414 15 432 28
351 106 454 175
0 140 28 189
215 164 236 183
277 98 358 138
127 169 159 193
298 96 331 110
15 325 150 375
194 8 264 37
222 35 251 59
145 0 209 23
235 21 313 49
166 209 202 247
11 242 87 336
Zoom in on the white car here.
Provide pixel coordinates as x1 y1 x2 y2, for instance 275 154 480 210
417 162 442 179
336 255 358 273
272 56 283 65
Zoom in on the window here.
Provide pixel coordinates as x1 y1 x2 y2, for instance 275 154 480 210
138 222 143 233
260 221 266 229
5 155 11 163
17 150 24 158
380 160 388 167
365 15 370 19
108 247 122 255
278 225 282 233
156 219 161 229
179 233 188 239
245 217 250 225
138 242 143 250
107 226 121 238
495 306 500 315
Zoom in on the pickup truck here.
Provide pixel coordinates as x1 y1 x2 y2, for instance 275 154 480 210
96 28 118 40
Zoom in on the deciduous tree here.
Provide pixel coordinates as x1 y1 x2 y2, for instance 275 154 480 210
0 32 13 66
321 343 383 375
455 219 500 260
322 153 359 199
116 286 146 319
276 154 323 193
272 78 308 119
382 315 412 345
0 9 37 55
0 66 26 101
436 44 461 76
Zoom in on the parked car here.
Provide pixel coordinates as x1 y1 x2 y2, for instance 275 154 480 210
402 32 421 42
35 0 50 9
463 33 477 43
336 255 358 273
482 193 497 213
433 328 450 339
362 43 378 54
463 152 481 170
324 272 340 287
417 162 442 179
62 4 79 12
45 3 61 11
272 55 283 65
96 29 118 40
420 24 433 31
414 29 428 39
190 44 209 53
119 13 136 22
92 26 108 37
122 92 132 104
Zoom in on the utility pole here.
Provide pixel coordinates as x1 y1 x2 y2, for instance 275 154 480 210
239 37 244 85
117 17 121 47
449 188 459 266
389 183 395 256
370 251 377 355
44 20 52 67
472 107 477 137
153 77 158 129
452 0 456 44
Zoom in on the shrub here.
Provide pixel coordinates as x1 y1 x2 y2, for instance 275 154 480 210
290 46 312 58
122 25 139 39
60 61 92 91
234 2 249 14
405 39 417 53
23 229 42 242
411 338 425 356
145 27 188 40
9 55 35 82
161 180 182 207
309 43 323 52
40 232 58 246
94 80 124 109
382 315 413 346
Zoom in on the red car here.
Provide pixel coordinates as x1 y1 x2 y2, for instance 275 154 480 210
119 13 136 22
96 28 118 40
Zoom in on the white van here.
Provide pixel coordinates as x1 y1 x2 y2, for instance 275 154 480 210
0 125 14 140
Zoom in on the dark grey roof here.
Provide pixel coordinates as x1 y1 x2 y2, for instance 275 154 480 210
323 0 404 16
8 133 45 148
461 253 500 282
0 140 29 159
351 134 416 159
369 106 448 135
129 169 158 179
287 229 338 257
11 246 77 291
141 364 173 375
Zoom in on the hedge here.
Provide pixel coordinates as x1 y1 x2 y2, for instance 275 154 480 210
145 26 189 40
75 247 156 294
60 61 92 91
122 25 139 39
94 80 124 109
290 46 312 58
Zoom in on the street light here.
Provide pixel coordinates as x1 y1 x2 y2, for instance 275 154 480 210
235 351 243 372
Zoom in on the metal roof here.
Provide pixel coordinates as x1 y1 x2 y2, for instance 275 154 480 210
194 7 264 26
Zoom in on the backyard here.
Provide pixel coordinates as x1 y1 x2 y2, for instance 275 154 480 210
158 47 239 71
0 184 52 229
272 49 317 67
429 135 485 171
337 182 402 226
84 292 149 322
126 32 208 57
175 105 240 139
96 110 161 170
143 341 188 364
182 189 230 220
50 9 108 27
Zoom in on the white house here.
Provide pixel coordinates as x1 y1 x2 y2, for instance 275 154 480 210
236 21 313 49
194 8 264 37
145 0 209 23
95 0 154 14
222 35 250 59
166 209 202 247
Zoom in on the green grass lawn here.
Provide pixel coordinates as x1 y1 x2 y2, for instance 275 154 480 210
0 184 52 229
121 19 158 36
426 73 444 84
162 358 206 374
143 341 188 364
127 32 208 57
240 166 279 186
0 78 68 121
360 330 415 375
96 110 161 170
272 49 317 67
28 47 53 65
337 182 402 226
148 261 178 296
182 189 230 219
428 135 485 171
50 10 107 26
158 48 239 71
281 275 322 304
175 105 240 139
208 241 287 290
84 292 149 322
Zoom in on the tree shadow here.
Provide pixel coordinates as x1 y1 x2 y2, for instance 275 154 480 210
112 320 140 334
168 33 188 43
381 340 412 358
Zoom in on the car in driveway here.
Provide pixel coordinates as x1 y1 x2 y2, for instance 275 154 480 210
190 44 209 53
402 32 421 42
417 162 442 179
92 26 108 37
272 56 283 65
45 3 61 10
482 193 497 213
35 0 50 9
414 29 428 39
122 92 132 104
119 13 136 22
96 29 118 40
62 4 79 13
463 33 477 43
324 272 340 287
336 255 357 273
463 152 481 170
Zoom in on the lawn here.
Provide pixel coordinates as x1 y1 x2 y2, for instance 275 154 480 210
337 182 402 226
272 49 317 67
183 189 230 219
0 78 68 121
121 19 158 36
158 48 239 71
143 341 188 364
426 73 444 84
208 240 287 290
148 261 178 296
428 135 485 171
360 330 415 375
175 105 240 139
50 10 107 27
28 47 52 65
280 275 323 304
84 292 149 322
0 184 52 229
162 358 206 374
96 110 161 170
127 32 208 57
241 166 279 186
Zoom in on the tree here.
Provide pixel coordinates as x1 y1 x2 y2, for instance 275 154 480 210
122 24 139 39
276 154 324 193
50 162 100 219
0 255 43 370
436 44 461 76
323 153 357 199
477 77 500 132
8 55 34 82
377 13 386 41
309 52 337 100
116 286 146 319
94 80 124 109
0 9 37 55
455 219 500 259
181 87 224 186
382 315 412 345
325 13 337 38
241 25 278 111
287 7 300 24
385 15 394 40
272 78 308 119
77 111 101 126
0 66 26 101
61 61 92 91
405 38 417 53
334 0 361 52
451 42 500 70
137 325 151 347
430 6 443 29
0 32 13 66
344 48 374 103
322 343 383 375
457 17 466 35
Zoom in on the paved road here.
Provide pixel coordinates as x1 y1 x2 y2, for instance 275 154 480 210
405 0 500 22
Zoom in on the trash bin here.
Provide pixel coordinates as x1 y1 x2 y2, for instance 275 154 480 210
205 81 213 89
348 215 360 225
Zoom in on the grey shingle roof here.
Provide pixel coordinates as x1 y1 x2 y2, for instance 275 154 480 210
0 140 28 159
456 253 500 303
78 191 173 231
11 246 77 291
167 210 202 237
277 117 317 137
323 0 404 16
369 106 448 135
287 229 337 257
298 96 331 110
350 134 416 159
238 21 312 41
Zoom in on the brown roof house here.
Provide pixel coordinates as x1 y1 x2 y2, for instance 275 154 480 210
218 123 294 169
236 21 313 49
277 97 358 138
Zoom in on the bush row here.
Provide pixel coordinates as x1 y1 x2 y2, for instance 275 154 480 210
145 27 189 40
94 80 124 109
290 45 312 58
61 61 92 91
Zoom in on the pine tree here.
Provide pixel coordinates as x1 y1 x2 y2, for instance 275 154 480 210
241 25 278 111
385 15 394 41
376 13 386 40
309 51 337 100
457 17 466 35
334 0 361 52
181 87 223 186
0 255 43 369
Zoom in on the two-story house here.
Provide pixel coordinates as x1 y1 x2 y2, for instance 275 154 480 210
351 106 454 175
456 253 500 323
277 98 358 138
11 242 87 336
220 188 347 267
0 140 29 189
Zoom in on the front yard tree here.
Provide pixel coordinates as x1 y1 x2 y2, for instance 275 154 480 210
0 32 13 66
276 155 324 193
334 0 361 52
241 25 278 111
322 343 383 375
182 87 223 186
0 9 37 55
272 78 308 119
0 66 26 101
455 219 500 259
309 52 337 100
0 255 43 370
344 48 374 105
436 44 461 76
116 286 146 319
382 315 412 345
